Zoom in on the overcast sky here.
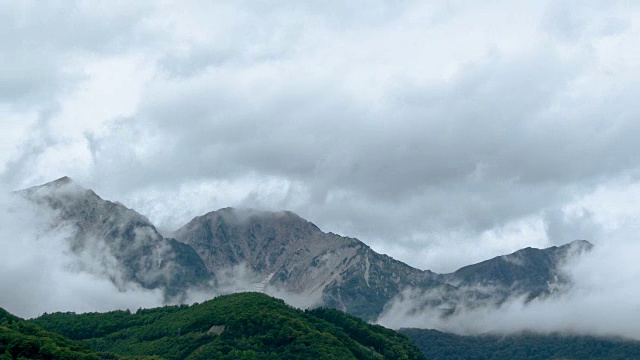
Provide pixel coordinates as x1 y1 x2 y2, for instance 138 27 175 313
2 0 640 272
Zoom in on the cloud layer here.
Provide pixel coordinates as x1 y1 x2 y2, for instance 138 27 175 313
0 191 166 318
0 188 302 318
377 227 640 340
1 1 640 273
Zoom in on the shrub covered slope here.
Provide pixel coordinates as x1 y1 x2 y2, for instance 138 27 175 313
28 292 425 360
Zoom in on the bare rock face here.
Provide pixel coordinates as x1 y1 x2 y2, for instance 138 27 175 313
20 177 210 298
386 240 596 317
441 239 594 302
173 208 326 274
173 207 444 320
173 208 593 319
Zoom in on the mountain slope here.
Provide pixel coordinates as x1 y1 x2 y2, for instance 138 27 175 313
17 178 594 321
173 207 592 319
20 177 210 297
441 240 593 301
1 307 108 360
172 208 443 320
378 240 595 318
31 292 426 360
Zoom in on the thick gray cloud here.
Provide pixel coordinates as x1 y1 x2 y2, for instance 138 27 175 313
2 0 640 275
0 1 154 106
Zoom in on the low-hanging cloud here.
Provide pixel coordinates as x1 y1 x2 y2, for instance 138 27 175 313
184 263 324 311
0 189 168 318
2 0 640 322
377 230 640 340
0 184 322 318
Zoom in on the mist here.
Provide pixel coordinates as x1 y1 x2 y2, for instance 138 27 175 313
377 232 640 340
0 190 167 318
184 263 324 310
2 0 640 276
3 2 640 349
0 186 322 319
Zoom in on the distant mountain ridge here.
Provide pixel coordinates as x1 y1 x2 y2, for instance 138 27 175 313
442 240 593 300
17 177 594 320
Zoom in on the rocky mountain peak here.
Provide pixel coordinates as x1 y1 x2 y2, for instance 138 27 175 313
200 207 321 234
174 207 442 319
440 239 595 304
564 239 594 252
22 176 81 194
19 178 210 297
174 207 330 276
47 175 73 186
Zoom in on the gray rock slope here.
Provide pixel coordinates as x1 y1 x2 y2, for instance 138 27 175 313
441 240 593 301
172 207 591 319
172 208 445 320
19 178 593 320
20 177 210 298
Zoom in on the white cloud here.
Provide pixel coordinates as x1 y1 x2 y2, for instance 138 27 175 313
377 176 640 339
377 236 640 340
0 192 165 318
1 0 640 306
0 108 37 173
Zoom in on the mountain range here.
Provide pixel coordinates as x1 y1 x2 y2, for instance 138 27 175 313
17 177 593 320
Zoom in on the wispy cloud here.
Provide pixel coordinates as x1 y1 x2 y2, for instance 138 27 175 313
377 225 640 339
0 190 165 318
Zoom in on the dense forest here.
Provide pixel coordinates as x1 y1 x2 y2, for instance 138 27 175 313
8 292 640 359
401 328 640 360
0 307 106 359
1 292 425 359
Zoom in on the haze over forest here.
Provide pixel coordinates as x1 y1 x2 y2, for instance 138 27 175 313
2 0 640 343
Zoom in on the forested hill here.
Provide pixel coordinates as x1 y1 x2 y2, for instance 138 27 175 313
23 292 424 360
400 328 640 360
1 308 102 359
